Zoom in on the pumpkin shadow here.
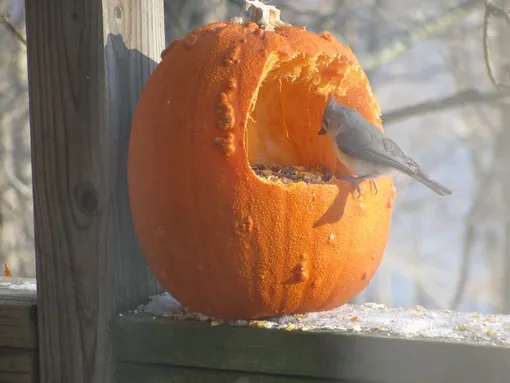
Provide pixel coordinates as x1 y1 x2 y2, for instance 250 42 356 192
104 33 164 304
313 183 351 228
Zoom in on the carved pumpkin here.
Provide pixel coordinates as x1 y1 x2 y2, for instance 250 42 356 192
128 5 395 319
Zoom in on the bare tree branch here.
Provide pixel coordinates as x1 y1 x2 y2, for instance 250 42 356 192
268 0 345 34
483 1 510 89
449 157 487 310
0 14 25 46
382 88 510 124
232 0 479 74
442 43 502 309
3 167 32 199
362 0 484 71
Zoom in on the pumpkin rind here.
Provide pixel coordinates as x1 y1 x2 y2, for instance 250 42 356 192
128 20 394 319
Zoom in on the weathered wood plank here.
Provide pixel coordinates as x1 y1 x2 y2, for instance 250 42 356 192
25 1 164 382
116 363 344 383
115 315 510 383
0 348 38 383
0 278 37 349
0 373 35 383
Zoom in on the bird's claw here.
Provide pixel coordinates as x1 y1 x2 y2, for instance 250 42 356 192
348 181 363 198
340 175 378 198
370 180 379 195
354 183 362 198
340 174 362 198
320 167 378 198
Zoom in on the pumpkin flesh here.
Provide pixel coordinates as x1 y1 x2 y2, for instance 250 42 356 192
128 21 395 319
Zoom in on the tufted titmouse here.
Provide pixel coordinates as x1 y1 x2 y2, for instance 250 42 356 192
319 96 453 197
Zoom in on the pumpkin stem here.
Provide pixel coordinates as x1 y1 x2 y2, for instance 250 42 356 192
237 0 290 31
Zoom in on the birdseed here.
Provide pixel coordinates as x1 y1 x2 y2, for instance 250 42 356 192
251 164 334 184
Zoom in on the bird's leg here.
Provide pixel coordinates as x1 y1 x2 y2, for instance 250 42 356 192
319 165 378 196
340 174 375 198
340 174 364 197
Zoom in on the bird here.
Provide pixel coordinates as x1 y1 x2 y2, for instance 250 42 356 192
318 95 454 198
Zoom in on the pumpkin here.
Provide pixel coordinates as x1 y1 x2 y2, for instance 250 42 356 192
128 2 395 320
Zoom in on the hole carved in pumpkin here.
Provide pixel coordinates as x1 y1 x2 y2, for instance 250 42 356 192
245 53 359 185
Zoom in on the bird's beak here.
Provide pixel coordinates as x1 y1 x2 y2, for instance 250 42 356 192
318 127 326 135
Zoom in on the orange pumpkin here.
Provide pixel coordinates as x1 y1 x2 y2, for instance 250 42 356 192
128 4 395 319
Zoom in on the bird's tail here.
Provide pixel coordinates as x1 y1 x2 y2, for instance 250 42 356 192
409 171 454 196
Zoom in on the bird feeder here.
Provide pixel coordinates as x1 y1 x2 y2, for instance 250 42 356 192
127 0 395 319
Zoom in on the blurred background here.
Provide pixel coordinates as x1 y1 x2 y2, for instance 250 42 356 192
1 0 510 314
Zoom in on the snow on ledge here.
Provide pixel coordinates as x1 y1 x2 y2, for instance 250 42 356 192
123 292 510 347
0 278 37 291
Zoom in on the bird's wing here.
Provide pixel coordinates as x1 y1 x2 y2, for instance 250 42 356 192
335 119 421 176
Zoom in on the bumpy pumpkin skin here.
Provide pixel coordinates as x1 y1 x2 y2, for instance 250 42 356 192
128 20 395 319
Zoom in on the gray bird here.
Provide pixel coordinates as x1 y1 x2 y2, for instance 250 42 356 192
319 96 453 197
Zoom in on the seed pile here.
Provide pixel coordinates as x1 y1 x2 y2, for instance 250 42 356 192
251 164 334 184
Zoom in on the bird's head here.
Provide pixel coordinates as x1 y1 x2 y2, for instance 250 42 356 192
318 94 350 136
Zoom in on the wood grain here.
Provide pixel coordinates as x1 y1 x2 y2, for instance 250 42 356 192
115 315 510 383
0 278 37 349
0 348 38 383
25 1 164 382
0 303 37 349
0 372 35 383
116 363 344 383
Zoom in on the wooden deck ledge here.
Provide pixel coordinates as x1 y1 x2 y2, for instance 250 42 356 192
1 277 510 382
113 292 510 383
0 277 38 382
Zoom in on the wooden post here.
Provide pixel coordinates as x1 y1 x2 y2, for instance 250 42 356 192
25 1 164 382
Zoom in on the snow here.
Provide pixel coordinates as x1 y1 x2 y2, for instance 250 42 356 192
127 292 510 347
0 279 37 291
142 292 181 315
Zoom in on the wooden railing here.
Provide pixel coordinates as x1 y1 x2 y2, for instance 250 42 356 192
1 276 510 382
114 293 510 383
0 277 37 382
